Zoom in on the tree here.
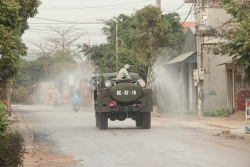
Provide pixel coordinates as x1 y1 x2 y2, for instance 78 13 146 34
0 0 41 85
130 5 176 86
13 59 43 88
203 1 250 79
219 0 250 79
81 6 184 81
12 86 28 103
30 27 85 78
163 12 185 60
50 49 78 78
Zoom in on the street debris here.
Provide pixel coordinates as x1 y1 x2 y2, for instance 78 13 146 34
213 133 220 136
221 129 230 134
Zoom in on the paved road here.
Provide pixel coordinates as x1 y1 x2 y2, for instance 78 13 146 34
13 105 250 167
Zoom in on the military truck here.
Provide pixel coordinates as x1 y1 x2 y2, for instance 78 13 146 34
93 73 153 130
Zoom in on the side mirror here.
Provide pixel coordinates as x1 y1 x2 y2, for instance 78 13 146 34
88 79 94 85
93 81 100 87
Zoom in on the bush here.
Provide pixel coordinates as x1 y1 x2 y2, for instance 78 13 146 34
203 109 228 117
0 131 26 167
0 114 10 136
172 110 198 116
12 86 28 104
0 108 10 136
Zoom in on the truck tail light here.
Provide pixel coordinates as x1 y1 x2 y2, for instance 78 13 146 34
110 100 117 106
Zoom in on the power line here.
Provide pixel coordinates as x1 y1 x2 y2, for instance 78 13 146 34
166 3 185 12
32 17 104 24
36 0 153 10
181 4 195 25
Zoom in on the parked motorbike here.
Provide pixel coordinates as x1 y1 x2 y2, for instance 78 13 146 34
53 99 60 107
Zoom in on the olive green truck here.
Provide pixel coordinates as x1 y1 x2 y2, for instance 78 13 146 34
93 73 153 130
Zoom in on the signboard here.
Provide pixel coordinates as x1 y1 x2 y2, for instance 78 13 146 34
49 89 58 104
49 89 58 94
68 75 75 86
7 88 12 94
245 97 250 134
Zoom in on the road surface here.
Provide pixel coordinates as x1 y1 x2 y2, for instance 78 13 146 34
13 105 250 167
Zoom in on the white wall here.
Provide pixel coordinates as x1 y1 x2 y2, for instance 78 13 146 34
36 81 55 105
203 52 232 111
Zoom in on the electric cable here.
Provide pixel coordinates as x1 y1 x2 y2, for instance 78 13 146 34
165 3 185 12
38 0 153 10
181 3 195 25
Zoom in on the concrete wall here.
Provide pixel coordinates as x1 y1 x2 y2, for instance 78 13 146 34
233 64 250 112
188 63 197 110
206 8 232 27
203 53 232 110
181 27 196 54
35 81 55 105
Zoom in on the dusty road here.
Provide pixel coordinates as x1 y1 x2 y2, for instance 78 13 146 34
13 105 250 167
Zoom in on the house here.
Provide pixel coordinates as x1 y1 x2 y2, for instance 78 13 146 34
182 22 196 30
155 1 241 114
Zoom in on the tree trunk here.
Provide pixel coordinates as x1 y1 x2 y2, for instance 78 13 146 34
147 63 153 89
7 83 11 117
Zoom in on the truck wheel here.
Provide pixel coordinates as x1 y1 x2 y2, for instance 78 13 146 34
141 112 151 129
99 113 108 130
95 112 99 128
136 119 142 127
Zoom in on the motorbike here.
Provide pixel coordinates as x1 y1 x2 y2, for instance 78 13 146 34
73 104 79 112
53 99 60 107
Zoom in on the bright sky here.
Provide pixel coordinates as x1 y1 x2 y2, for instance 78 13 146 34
22 0 195 50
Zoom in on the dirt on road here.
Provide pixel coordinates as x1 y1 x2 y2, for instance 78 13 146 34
23 141 80 167
10 110 81 167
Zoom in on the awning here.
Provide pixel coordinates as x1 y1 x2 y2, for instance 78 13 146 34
166 51 197 65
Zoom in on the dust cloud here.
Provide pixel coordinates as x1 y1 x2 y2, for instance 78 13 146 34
152 54 181 113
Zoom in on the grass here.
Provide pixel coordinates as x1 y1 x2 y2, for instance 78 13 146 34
172 110 197 116
172 109 228 117
203 109 228 117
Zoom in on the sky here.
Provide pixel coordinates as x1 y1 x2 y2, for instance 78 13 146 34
22 0 195 51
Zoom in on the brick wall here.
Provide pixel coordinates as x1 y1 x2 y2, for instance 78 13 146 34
236 91 250 111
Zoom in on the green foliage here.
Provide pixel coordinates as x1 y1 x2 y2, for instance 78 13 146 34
0 87 7 100
35 55 52 77
217 1 250 79
130 5 175 66
13 59 43 88
12 86 28 104
0 131 26 167
0 0 41 84
172 109 198 116
0 102 10 136
172 109 228 117
50 50 77 78
203 109 228 117
82 6 184 80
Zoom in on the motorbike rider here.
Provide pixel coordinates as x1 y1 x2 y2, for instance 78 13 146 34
116 64 131 80
72 92 81 110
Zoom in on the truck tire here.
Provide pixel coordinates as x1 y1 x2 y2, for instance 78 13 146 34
141 112 151 129
136 119 142 127
95 112 99 128
99 113 108 130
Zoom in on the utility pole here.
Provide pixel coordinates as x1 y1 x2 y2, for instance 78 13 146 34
88 40 91 73
196 0 204 118
116 23 118 72
157 0 161 8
